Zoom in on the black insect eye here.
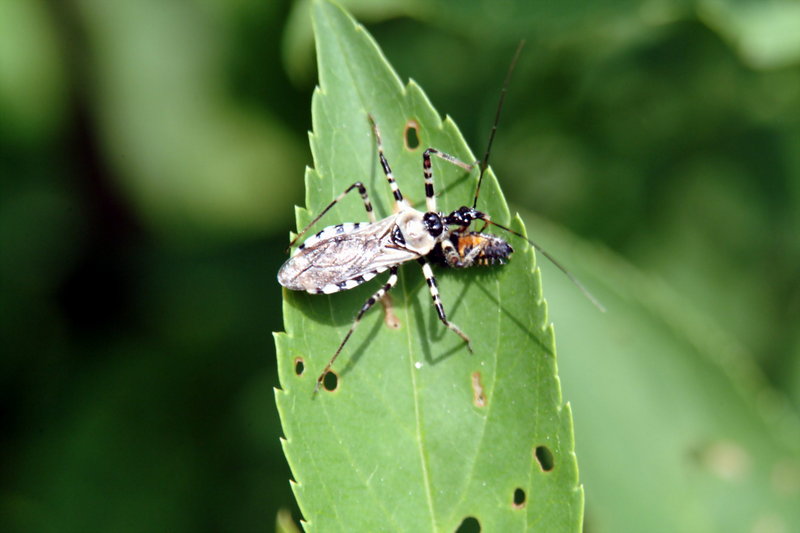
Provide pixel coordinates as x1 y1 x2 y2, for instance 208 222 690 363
423 212 443 237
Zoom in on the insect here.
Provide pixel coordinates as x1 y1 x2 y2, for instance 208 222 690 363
278 115 482 392
427 231 514 268
278 42 603 392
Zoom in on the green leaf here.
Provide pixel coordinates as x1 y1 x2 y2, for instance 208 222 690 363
274 1 582 530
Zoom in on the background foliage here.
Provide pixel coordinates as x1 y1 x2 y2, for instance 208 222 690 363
2 0 799 531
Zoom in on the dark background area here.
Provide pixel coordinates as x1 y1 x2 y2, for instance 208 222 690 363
2 0 799 531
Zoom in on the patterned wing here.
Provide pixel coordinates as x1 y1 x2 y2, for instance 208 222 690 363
277 217 418 294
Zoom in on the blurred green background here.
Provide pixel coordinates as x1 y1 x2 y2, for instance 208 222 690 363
2 0 799 531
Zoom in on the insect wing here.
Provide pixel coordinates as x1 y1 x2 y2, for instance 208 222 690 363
278 217 418 294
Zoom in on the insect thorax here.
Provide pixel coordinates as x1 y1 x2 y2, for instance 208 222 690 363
394 209 439 255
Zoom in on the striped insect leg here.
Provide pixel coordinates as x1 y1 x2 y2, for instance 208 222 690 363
288 181 376 250
418 258 473 351
315 265 400 393
368 115 409 211
422 148 473 213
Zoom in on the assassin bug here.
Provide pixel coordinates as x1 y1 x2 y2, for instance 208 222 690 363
278 42 603 392
278 116 479 392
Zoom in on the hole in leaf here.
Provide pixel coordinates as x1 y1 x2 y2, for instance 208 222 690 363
294 358 305 376
455 516 481 533
322 370 338 391
471 371 486 407
535 445 555 472
512 487 526 509
404 120 420 150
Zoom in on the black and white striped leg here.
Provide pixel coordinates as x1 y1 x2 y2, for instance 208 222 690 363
422 148 473 213
418 258 473 351
368 115 409 210
315 265 400 393
288 181 376 250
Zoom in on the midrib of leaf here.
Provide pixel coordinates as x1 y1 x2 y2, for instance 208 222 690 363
403 268 438 529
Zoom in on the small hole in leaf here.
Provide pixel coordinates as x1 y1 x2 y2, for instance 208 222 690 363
404 120 420 150
294 358 305 376
512 487 526 509
322 370 338 392
535 445 555 472
455 516 481 533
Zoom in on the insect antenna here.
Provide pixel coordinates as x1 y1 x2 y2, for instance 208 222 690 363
483 218 606 312
473 39 526 209
469 42 605 312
